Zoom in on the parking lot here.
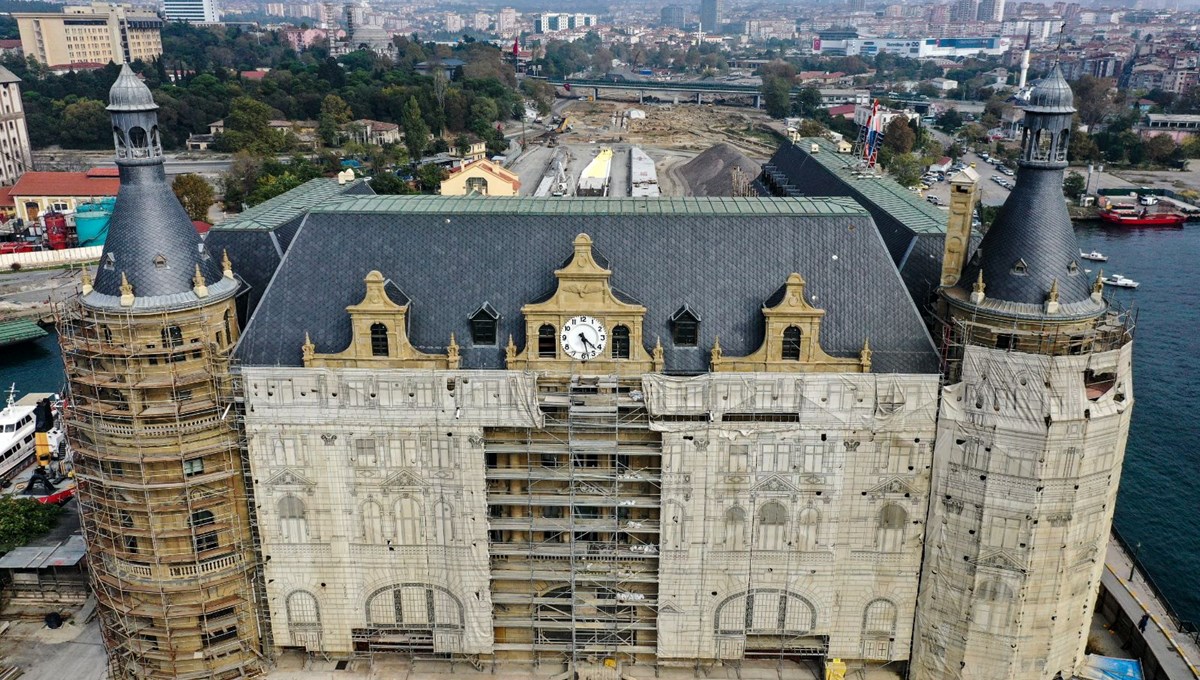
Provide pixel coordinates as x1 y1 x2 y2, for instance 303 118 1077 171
921 150 1020 208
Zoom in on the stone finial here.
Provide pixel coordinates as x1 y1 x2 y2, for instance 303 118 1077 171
447 332 461 370
222 249 234 279
80 267 93 295
1044 277 1060 314
505 334 517 367
193 264 209 298
1092 268 1105 302
969 269 986 304
860 337 872 373
301 332 315 364
119 272 134 307
710 336 723 368
652 335 664 372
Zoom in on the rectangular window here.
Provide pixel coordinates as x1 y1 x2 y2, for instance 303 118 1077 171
355 438 378 466
470 317 497 345
194 531 219 553
759 443 790 472
124 535 138 553
184 458 204 477
728 444 748 472
802 444 823 474
995 333 1017 350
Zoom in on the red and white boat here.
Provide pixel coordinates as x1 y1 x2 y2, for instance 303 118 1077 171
1099 204 1186 227
0 386 76 504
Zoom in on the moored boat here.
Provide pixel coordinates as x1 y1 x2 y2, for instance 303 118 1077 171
1104 274 1139 289
1099 208 1186 227
0 386 76 503
1079 250 1108 262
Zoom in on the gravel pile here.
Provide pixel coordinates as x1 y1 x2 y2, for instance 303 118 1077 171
677 143 761 197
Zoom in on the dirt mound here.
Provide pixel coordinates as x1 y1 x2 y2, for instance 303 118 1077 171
677 143 761 196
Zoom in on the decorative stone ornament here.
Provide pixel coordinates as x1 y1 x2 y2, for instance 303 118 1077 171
222 249 234 279
119 272 134 307
969 270 986 304
193 264 209 299
80 267 93 295
1044 278 1060 315
1091 269 1105 303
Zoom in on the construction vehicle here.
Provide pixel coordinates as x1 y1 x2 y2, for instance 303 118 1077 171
554 117 572 134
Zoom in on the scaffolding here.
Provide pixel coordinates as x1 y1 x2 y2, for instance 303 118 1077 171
55 293 267 680
486 374 662 672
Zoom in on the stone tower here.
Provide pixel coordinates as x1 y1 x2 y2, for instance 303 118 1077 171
59 65 265 679
911 64 1135 679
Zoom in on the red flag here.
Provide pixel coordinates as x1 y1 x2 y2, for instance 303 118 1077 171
513 37 519 56
564 83 571 91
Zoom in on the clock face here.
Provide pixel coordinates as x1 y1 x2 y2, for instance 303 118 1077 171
560 315 607 361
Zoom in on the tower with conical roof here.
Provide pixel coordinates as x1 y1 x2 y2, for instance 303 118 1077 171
58 65 266 679
912 65 1136 679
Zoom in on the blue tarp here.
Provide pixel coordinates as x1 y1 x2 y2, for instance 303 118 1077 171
1078 654 1144 680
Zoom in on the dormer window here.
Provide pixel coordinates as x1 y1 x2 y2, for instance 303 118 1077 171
104 252 116 271
782 326 802 361
1068 261 1080 275
538 324 556 358
1012 259 1029 275
153 254 168 269
612 325 630 359
670 305 700 346
370 323 389 357
469 303 499 345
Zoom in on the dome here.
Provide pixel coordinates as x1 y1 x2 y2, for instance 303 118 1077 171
1024 63 1075 114
352 25 390 47
107 64 157 112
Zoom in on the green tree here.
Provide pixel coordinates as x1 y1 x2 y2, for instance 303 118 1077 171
401 96 430 162
1068 127 1102 163
171 173 215 222
61 99 111 150
415 163 447 192
793 86 821 117
369 171 415 195
0 497 62 553
936 108 963 132
761 76 791 119
1144 133 1178 166
885 153 923 188
317 94 353 147
1063 171 1086 198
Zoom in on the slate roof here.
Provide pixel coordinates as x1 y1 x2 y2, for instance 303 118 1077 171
235 196 940 375
205 178 374 316
756 138 978 312
1024 64 1075 114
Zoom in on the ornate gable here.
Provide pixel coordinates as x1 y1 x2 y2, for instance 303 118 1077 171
973 549 1027 573
267 467 316 489
508 233 659 375
866 476 919 498
711 273 870 373
382 470 427 489
751 474 800 495
304 270 457 369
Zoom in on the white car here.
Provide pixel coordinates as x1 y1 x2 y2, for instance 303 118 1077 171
1138 194 1159 206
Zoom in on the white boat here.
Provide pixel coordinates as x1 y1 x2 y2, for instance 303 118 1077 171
1104 274 1139 289
1080 250 1108 262
0 385 63 485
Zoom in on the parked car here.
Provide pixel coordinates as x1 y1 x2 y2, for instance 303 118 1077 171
927 195 944 206
1138 194 1159 205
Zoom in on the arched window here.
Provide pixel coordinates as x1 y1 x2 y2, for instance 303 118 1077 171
723 507 746 550
394 496 423 544
715 589 817 636
862 599 898 660
435 501 455 544
370 323 389 357
287 590 321 647
782 326 802 361
663 500 686 549
876 504 907 552
611 324 630 359
112 126 127 157
362 501 383 543
538 324 556 358
223 309 234 345
973 580 1014 630
756 502 788 550
189 510 218 553
797 507 819 551
149 125 161 154
128 126 148 156
279 496 308 543
465 176 488 195
189 510 215 527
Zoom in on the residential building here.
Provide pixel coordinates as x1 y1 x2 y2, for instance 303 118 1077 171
533 13 596 34
14 3 163 68
0 66 33 187
162 0 221 24
496 7 518 36
9 168 119 222
977 0 1006 22
1138 113 1200 143
343 119 401 146
445 13 464 33
439 159 520 196
660 5 686 29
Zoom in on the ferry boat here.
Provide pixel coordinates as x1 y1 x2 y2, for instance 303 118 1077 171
1098 206 1186 227
0 386 76 504
1079 250 1108 262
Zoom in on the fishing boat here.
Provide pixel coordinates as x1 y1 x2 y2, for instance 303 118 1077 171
1104 274 1139 289
1079 250 1108 262
0 386 75 504
1098 207 1186 227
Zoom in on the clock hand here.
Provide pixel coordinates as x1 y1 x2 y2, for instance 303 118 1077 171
577 332 594 349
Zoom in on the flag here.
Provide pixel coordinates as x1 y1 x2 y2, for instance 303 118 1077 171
863 100 884 166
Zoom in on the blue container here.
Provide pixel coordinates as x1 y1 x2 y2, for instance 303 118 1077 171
74 198 114 247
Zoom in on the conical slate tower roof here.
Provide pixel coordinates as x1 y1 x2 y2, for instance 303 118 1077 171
87 65 232 310
956 63 1101 318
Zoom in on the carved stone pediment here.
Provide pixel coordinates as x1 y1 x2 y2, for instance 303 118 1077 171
752 474 800 495
973 549 1026 573
867 476 917 497
267 467 316 488
382 470 426 489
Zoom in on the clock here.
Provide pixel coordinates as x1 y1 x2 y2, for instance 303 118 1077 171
560 316 607 361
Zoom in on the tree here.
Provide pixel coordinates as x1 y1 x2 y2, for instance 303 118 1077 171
761 76 791 119
936 108 963 132
796 119 826 138
1144 133 1178 166
401 96 430 162
885 153 923 188
1063 171 1086 199
172 174 215 222
793 86 821 117
883 117 915 155
317 94 353 147
0 497 62 553
415 163 447 192
1068 127 1102 163
61 99 111 150
1070 75 1118 127
369 171 415 195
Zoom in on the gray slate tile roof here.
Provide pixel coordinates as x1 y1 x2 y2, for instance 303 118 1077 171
235 196 939 375
756 138 978 312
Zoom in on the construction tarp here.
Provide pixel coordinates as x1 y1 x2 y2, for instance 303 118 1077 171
1077 654 1143 680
